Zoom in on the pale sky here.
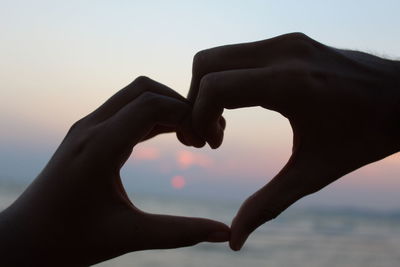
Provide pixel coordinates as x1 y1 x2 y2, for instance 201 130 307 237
1 0 400 210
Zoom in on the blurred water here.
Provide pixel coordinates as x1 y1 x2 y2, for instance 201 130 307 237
95 194 400 267
1 186 399 267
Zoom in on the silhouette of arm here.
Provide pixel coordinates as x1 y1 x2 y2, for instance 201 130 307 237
186 33 400 250
0 76 229 266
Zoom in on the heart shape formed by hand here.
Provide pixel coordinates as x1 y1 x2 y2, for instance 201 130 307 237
4 76 230 266
5 33 400 267
177 32 400 250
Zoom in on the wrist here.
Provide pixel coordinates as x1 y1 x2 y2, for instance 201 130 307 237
396 60 400 87
0 209 71 266
0 205 61 266
393 60 400 146
0 208 33 265
394 60 400 115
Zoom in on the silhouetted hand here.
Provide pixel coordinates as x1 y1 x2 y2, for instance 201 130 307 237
0 77 229 266
187 33 400 250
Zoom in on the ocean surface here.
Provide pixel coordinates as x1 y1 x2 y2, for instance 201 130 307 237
1 185 399 267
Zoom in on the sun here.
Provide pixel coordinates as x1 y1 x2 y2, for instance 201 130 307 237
171 175 186 189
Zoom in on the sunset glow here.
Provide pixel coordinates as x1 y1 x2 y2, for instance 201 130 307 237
134 146 161 160
1 1 400 210
177 150 213 169
171 175 186 189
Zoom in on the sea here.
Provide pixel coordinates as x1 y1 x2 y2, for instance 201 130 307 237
1 185 399 267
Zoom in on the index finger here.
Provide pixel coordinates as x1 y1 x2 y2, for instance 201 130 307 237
188 33 315 102
230 151 329 251
192 66 296 148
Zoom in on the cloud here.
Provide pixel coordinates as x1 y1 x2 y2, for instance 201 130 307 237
176 150 213 169
133 146 161 160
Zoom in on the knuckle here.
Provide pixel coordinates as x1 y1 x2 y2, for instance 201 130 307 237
66 118 87 136
137 91 161 107
284 32 318 58
293 41 315 58
287 32 311 42
63 120 99 158
272 32 310 45
198 73 220 99
192 49 212 75
193 50 207 66
132 75 152 88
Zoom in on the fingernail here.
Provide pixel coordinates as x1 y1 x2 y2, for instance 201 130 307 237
207 231 230 242
232 234 249 251
232 242 243 251
208 124 223 149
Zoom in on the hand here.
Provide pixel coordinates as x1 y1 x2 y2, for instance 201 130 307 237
0 77 229 266
187 33 400 250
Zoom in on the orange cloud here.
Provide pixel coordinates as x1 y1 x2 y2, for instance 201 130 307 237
134 146 161 160
177 150 213 169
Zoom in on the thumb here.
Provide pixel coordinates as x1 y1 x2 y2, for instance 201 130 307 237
230 155 318 251
114 209 230 252
140 213 230 250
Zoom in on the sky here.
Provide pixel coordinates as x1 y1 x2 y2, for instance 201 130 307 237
0 0 400 211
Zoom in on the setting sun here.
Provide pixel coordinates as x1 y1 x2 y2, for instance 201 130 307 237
171 175 186 189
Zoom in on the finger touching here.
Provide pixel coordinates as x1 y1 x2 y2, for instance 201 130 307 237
105 92 190 153
90 76 187 123
192 67 291 148
230 155 313 251
137 213 230 250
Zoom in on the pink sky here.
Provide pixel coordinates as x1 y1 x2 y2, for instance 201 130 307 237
1 1 399 210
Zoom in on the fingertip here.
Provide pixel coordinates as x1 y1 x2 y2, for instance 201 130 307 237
187 133 207 148
202 219 230 243
144 214 230 249
229 241 241 251
207 124 224 149
229 216 248 251
229 193 263 251
178 114 208 147
209 142 221 150
176 132 191 147
192 140 207 148
230 243 239 251
206 229 230 243
229 231 248 251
